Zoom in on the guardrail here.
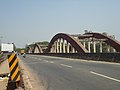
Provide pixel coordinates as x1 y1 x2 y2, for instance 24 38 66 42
0 55 6 64
28 53 120 63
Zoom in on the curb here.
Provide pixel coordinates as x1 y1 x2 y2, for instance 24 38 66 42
18 57 45 90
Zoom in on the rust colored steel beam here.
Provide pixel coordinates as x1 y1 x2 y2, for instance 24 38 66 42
79 32 120 52
33 43 43 53
45 33 88 53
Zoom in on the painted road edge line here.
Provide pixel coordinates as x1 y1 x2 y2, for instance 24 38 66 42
39 55 120 66
24 62 45 65
90 71 120 83
60 64 72 68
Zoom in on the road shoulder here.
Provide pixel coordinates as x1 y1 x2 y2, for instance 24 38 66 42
18 57 45 90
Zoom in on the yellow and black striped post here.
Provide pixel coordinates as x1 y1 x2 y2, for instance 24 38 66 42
8 53 20 82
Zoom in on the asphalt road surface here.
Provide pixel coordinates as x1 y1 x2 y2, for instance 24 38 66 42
19 55 120 90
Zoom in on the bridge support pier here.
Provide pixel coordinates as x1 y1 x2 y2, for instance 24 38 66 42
72 47 75 53
54 42 56 53
107 45 110 53
59 39 62 53
56 40 59 53
67 42 70 53
88 41 91 53
63 40 66 53
93 41 96 53
83 41 86 48
100 41 103 53
113 48 116 52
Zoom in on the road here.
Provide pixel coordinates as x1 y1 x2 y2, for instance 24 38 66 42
19 55 120 90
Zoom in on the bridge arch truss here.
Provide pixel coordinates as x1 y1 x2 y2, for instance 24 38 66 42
45 33 88 53
78 32 120 53
33 43 43 53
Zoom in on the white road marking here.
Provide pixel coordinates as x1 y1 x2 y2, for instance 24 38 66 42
50 61 54 63
24 62 45 65
29 57 42 61
28 57 33 59
44 60 48 62
34 58 37 59
39 59 42 60
39 55 120 66
60 64 73 68
90 71 120 83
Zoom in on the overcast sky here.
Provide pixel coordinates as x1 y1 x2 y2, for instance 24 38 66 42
0 0 120 48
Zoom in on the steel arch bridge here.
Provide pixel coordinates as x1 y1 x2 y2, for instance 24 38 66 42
33 43 43 53
83 32 120 52
45 33 88 53
26 46 33 53
27 32 120 54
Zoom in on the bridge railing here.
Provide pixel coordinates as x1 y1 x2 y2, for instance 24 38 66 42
0 54 7 64
28 53 120 63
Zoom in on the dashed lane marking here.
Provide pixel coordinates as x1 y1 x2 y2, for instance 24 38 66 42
90 71 120 83
50 61 54 63
24 62 46 65
60 64 73 68
38 55 120 66
38 59 42 60
44 60 49 62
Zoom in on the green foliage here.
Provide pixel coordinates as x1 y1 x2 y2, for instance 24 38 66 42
16 48 25 52
27 41 49 47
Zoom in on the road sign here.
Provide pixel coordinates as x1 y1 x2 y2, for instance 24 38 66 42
1 43 14 52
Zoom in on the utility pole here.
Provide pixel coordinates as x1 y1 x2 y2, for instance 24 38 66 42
0 36 3 51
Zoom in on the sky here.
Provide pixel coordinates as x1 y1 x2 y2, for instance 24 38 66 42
0 0 120 48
